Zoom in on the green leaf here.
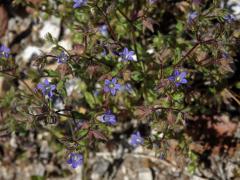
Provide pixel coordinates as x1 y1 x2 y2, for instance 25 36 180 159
31 176 45 180
44 69 60 77
84 92 95 108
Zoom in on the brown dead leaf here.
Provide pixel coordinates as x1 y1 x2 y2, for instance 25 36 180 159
176 2 190 13
72 44 85 55
167 110 176 125
143 18 154 32
134 106 153 120
56 64 72 76
213 115 237 136
0 5 8 38
90 130 108 141
26 0 44 5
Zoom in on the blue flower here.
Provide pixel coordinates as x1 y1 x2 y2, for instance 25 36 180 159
130 131 144 147
124 83 134 94
73 0 87 8
222 52 229 59
56 51 68 64
223 14 235 23
104 77 121 96
119 48 135 61
168 70 188 87
67 153 83 169
99 110 117 125
0 45 10 58
187 11 198 24
37 79 56 98
99 25 108 36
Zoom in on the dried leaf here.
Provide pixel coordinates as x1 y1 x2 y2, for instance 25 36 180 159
26 0 44 5
213 115 237 136
134 106 153 119
0 5 8 38
90 130 108 141
72 44 85 55
56 64 72 76
167 110 176 125
143 18 155 32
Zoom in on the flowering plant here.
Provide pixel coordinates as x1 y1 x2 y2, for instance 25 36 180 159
0 0 239 176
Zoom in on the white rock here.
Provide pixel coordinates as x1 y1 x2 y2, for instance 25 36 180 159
227 0 240 19
18 46 41 63
138 168 153 180
39 16 61 40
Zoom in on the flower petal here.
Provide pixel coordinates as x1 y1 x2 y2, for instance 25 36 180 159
110 88 116 95
181 79 188 84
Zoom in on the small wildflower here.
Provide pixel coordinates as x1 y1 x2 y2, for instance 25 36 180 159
130 131 144 147
119 48 135 61
104 77 121 96
124 83 134 94
37 79 56 98
168 70 188 87
0 45 10 58
56 51 68 64
222 52 229 59
223 14 235 23
99 110 117 125
99 25 108 36
73 0 87 8
187 11 198 24
67 153 83 169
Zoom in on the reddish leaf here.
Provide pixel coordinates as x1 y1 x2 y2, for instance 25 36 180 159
143 18 154 32
56 64 72 76
167 110 176 125
81 122 89 129
90 130 108 141
26 0 44 5
0 5 8 38
72 44 85 55
213 115 237 136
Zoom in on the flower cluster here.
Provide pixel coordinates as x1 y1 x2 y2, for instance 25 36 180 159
37 79 56 98
56 51 69 64
130 131 144 147
104 77 121 96
67 153 83 168
119 48 135 62
73 0 87 8
99 110 117 125
168 70 188 87
0 45 10 59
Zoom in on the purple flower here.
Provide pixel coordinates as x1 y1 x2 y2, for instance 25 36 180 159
168 70 188 87
37 79 56 98
67 153 83 168
0 45 10 58
73 0 87 8
130 131 144 147
99 25 108 36
104 77 121 96
124 83 134 94
119 48 135 61
99 110 117 125
187 11 198 24
223 14 235 23
222 52 229 59
56 51 68 64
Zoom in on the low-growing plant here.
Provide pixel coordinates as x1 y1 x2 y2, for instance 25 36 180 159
0 0 239 176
